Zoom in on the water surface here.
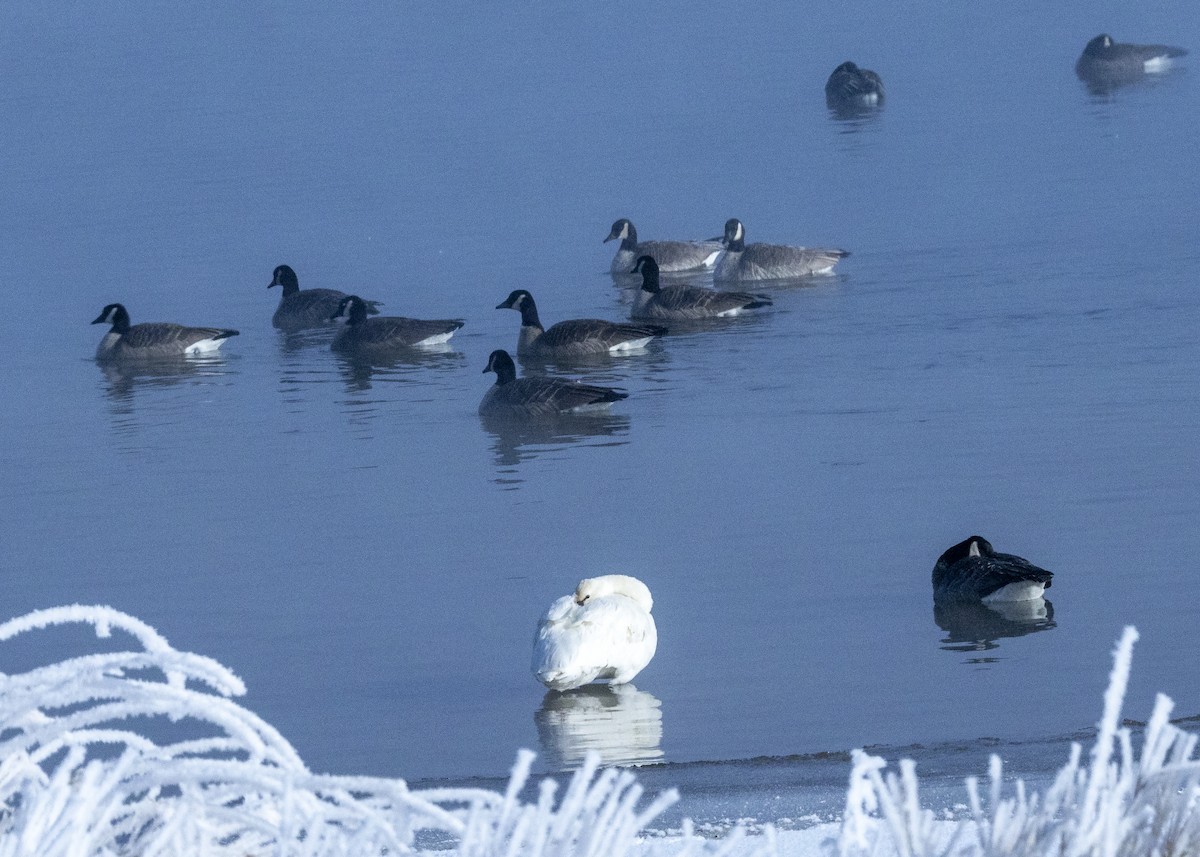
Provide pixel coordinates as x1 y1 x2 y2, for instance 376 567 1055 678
1 1 1198 780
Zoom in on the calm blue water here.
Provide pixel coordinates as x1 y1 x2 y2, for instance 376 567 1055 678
2 2 1198 781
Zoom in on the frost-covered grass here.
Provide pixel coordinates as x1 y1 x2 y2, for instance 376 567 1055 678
0 607 1196 857
0 606 767 857
839 626 1200 857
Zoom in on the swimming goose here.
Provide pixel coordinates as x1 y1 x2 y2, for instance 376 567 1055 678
932 536 1053 602
630 255 771 320
714 219 849 281
1075 34 1187 86
532 575 657 691
496 289 667 358
91 304 239 362
479 349 628 418
329 296 463 355
269 264 381 331
604 218 723 276
825 61 885 109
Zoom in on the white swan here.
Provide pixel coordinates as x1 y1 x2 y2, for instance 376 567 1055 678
532 575 657 692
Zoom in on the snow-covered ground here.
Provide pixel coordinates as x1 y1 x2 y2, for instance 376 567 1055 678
0 606 1196 857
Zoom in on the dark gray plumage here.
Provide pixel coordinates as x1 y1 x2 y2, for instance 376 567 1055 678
604 218 723 276
714 219 849 281
825 61 885 109
1075 34 1187 88
932 536 1053 602
91 303 239 362
630 255 771 321
269 264 381 331
330 295 463 356
496 290 667 358
479 350 628 418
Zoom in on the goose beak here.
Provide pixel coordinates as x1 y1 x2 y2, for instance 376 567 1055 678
267 280 277 289
495 301 508 310
90 315 106 324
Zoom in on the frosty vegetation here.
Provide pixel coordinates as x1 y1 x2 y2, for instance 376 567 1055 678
0 607 1196 857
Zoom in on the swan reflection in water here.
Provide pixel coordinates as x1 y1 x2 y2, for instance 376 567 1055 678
934 596 1056 655
534 684 663 770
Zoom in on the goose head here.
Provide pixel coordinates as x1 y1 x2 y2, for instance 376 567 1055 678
91 303 131 333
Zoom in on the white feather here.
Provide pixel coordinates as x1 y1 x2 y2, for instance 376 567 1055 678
982 580 1047 603
182 338 230 355
1142 55 1173 73
607 336 654 352
532 575 657 692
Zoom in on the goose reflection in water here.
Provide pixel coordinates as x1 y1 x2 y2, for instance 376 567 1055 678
934 596 1056 654
534 684 664 770
334 346 465 393
479 411 630 475
97 357 233 407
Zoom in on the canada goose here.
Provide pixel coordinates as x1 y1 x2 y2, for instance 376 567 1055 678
1076 34 1187 87
268 264 381 331
532 575 657 691
479 349 628 418
825 61 885 109
496 289 667 358
91 303 238 362
714 219 849 281
630 255 771 320
604 218 722 276
329 296 463 355
932 536 1053 602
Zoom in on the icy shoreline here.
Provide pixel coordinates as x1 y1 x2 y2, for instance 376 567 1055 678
1 607 1197 857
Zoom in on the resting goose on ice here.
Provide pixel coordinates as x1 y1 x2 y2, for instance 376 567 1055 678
496 289 667 358
714 219 849 282
932 536 1053 602
532 575 658 692
329 295 463 355
268 264 381 331
91 303 239 362
630 255 771 320
604 218 723 277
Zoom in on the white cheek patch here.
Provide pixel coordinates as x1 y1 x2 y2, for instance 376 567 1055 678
969 541 982 558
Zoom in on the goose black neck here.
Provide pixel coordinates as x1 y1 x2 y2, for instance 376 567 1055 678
492 354 517 385
621 222 639 252
272 266 300 296
518 298 544 332
345 298 368 325
110 307 131 334
639 264 661 293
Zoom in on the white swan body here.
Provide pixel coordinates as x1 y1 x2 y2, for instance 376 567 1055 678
532 575 657 692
